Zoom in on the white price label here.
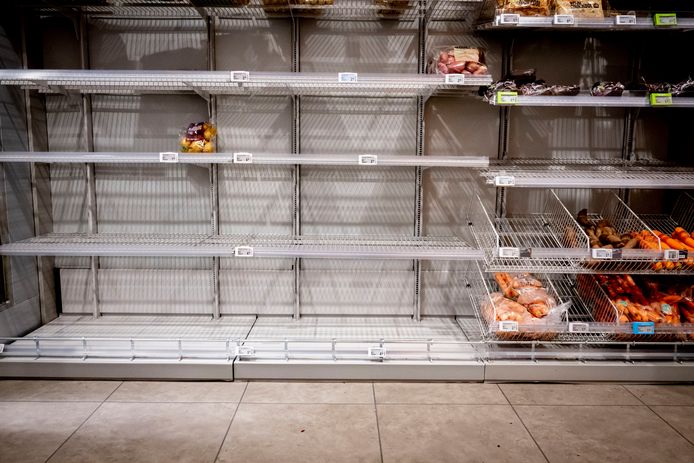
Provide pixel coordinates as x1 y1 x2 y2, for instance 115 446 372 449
499 321 519 332
494 175 515 186
444 74 466 85
663 249 686 261
553 14 575 25
231 71 250 82
0 344 4 353
159 152 179 163
615 14 636 25
234 246 254 257
499 13 520 25
569 322 590 333
498 247 521 258
368 346 386 359
338 72 358 83
233 152 253 164
236 345 255 357
591 248 613 259
358 154 378 165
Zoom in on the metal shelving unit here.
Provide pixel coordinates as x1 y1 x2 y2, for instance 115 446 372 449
482 162 694 189
0 69 492 97
488 93 694 108
478 15 694 31
0 151 489 167
0 233 483 260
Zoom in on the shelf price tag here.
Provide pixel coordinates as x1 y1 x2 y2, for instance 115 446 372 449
499 321 519 332
650 93 673 106
494 175 515 186
499 13 520 25
0 344 4 353
159 151 179 163
615 14 637 25
236 345 255 357
664 249 687 261
444 74 466 85
231 71 250 82
367 346 386 360
358 154 378 165
569 322 590 333
632 321 655 335
338 72 358 83
233 152 253 164
498 247 520 258
591 248 622 259
553 14 575 25
496 91 519 105
654 13 677 26
234 246 254 257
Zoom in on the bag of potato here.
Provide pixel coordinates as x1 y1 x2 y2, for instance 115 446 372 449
553 0 604 18
180 121 216 154
496 0 550 16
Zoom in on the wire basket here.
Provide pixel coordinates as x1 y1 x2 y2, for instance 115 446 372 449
467 262 570 341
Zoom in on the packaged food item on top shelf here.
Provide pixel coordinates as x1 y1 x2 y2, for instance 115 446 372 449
429 46 488 76
179 121 216 154
262 0 290 14
480 272 566 340
553 0 605 18
375 0 410 17
496 0 550 16
292 0 333 15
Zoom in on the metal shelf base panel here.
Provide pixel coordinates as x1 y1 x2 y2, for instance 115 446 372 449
478 15 694 31
489 94 694 108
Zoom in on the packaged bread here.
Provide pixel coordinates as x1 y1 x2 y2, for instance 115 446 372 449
496 0 550 16
553 0 604 18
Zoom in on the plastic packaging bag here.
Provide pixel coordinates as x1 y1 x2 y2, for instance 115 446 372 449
180 121 216 153
496 0 550 16
554 0 604 18
429 46 488 75
591 81 624 96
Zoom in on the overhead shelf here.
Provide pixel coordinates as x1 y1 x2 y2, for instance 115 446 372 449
489 93 694 107
482 163 694 189
0 151 489 168
20 0 486 22
0 69 492 97
0 233 483 260
478 15 694 31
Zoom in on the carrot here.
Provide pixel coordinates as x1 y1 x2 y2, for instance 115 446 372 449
673 231 694 250
663 237 688 251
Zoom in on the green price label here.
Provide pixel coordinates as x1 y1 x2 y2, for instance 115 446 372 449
496 91 519 105
654 13 677 26
650 93 673 106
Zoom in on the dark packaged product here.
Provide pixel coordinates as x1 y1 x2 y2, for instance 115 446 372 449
484 80 518 102
673 78 694 97
550 85 581 96
591 81 625 96
519 82 552 96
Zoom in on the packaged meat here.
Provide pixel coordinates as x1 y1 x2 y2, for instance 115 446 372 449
496 0 550 16
519 82 553 96
550 84 581 96
591 81 625 96
180 121 216 154
429 46 488 76
553 0 604 18
672 78 694 97
484 80 517 102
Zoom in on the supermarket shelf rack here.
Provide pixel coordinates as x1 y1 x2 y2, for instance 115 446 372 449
0 69 492 97
478 15 694 31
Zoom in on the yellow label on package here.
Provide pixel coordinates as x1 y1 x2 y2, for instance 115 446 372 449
650 93 673 106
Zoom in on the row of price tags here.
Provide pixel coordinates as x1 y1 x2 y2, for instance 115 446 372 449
498 13 676 27
232 71 363 84
499 321 656 335
160 152 379 165
495 90 673 107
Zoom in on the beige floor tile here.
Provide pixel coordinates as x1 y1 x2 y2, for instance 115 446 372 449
108 381 246 402
242 382 373 404
0 402 100 463
500 384 640 406
377 404 546 463
0 380 120 402
217 404 381 463
625 385 694 406
652 406 694 444
48 402 236 463
516 405 694 463
375 382 507 404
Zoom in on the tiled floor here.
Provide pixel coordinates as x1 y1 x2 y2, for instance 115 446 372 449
0 381 692 463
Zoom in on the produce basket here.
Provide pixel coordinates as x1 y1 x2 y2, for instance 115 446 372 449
468 262 570 341
577 274 694 342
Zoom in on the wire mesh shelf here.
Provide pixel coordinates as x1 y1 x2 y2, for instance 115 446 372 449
20 0 487 21
481 163 694 189
0 233 483 260
467 191 687 274
0 69 491 97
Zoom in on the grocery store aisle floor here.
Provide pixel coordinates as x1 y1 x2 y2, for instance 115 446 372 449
0 381 693 463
